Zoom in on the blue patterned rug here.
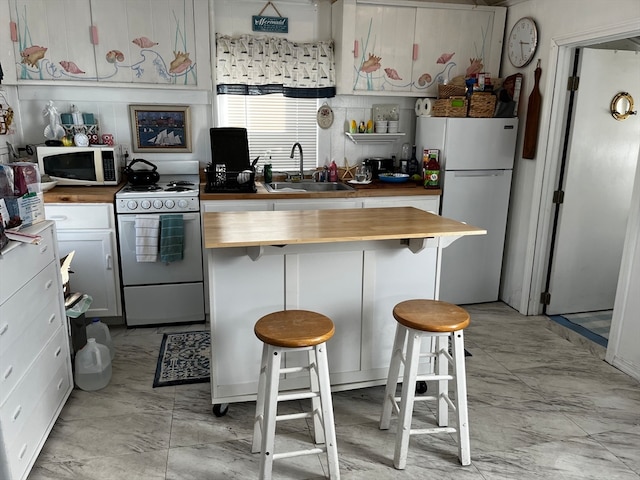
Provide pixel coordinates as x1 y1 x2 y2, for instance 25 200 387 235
153 331 211 387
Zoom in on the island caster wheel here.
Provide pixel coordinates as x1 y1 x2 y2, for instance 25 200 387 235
213 403 229 417
415 381 428 394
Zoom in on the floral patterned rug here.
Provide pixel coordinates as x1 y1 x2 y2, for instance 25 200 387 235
153 331 210 387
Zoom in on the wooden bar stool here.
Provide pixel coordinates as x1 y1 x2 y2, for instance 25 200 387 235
380 299 471 469
251 310 340 480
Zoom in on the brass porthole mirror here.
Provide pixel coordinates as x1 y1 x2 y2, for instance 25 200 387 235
610 92 637 121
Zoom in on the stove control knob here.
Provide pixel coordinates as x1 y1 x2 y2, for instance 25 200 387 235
178 199 189 209
153 200 163 209
127 200 138 210
165 199 175 209
141 200 151 210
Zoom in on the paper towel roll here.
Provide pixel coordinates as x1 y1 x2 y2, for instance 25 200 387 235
422 98 433 117
415 98 424 117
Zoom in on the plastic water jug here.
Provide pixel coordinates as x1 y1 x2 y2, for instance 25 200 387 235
86 318 114 360
75 338 112 391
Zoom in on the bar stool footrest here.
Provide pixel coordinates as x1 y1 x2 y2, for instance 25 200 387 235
273 447 326 460
411 426 457 435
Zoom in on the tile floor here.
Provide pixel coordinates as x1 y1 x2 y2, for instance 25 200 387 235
29 302 640 479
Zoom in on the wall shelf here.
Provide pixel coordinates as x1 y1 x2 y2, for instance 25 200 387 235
345 132 406 144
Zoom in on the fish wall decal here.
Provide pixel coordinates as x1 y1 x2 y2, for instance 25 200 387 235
360 53 381 73
384 68 402 80
20 45 47 67
59 61 85 74
132 36 158 48
436 53 455 64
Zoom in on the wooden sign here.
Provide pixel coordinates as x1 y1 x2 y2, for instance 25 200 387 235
252 15 288 33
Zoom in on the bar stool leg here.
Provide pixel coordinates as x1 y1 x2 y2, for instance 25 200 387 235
436 334 449 427
315 342 340 479
394 329 422 470
380 325 408 430
252 344 270 453
308 348 325 445
451 330 471 466
258 345 282 480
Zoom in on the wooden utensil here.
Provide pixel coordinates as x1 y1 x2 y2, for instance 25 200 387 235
523 60 542 159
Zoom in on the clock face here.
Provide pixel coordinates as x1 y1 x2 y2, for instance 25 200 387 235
508 17 538 68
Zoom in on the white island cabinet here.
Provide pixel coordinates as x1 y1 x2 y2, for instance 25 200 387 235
0 221 73 480
203 206 483 409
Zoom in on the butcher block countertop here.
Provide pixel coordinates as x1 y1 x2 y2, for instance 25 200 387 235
203 207 485 248
42 183 124 203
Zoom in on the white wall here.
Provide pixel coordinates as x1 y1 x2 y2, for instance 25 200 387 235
499 0 640 312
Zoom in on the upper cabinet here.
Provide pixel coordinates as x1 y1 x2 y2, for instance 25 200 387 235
7 0 211 87
332 0 506 96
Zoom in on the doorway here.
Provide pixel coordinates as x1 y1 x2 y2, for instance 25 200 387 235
544 46 640 346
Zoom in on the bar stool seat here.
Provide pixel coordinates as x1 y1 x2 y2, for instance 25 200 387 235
252 310 340 480
380 299 471 469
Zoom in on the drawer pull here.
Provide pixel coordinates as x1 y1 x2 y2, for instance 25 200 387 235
45 279 53 290
55 346 62 357
39 244 49 254
13 405 22 421
19 443 28 460
0 323 8 336
3 365 13 380
57 378 64 390
48 313 56 324
50 215 68 221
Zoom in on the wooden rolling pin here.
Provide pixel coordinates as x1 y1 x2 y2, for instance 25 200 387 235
523 60 542 159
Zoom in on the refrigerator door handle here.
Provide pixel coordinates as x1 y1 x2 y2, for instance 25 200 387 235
450 170 508 177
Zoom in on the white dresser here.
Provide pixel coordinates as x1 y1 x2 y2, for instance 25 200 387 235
0 221 73 480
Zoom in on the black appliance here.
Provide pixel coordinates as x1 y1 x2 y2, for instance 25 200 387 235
364 157 394 179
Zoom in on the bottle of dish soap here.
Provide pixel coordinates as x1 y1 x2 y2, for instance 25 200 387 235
328 160 338 182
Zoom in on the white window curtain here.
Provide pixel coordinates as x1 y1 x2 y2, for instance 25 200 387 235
215 34 336 98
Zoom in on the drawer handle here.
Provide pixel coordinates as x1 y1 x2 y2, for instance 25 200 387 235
106 253 113 270
39 244 49 254
19 443 28 460
45 279 53 290
13 405 22 421
55 346 62 357
0 323 8 336
57 378 64 390
50 215 68 221
3 365 13 380
48 313 56 324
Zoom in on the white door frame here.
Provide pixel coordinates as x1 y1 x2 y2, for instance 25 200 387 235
526 19 640 357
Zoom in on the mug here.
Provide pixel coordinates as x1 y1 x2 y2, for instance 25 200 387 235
101 133 114 146
88 133 99 144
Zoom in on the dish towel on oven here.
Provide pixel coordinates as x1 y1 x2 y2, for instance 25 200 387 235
159 214 184 263
135 215 160 262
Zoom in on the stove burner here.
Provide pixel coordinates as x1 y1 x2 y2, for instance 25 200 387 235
166 180 195 187
123 184 162 192
165 186 192 192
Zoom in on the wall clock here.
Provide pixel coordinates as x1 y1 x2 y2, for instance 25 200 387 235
507 17 538 68
317 103 334 129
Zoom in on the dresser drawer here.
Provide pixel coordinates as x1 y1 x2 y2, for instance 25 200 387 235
0 226 56 304
0 263 64 406
0 327 69 442
3 360 71 480
45 204 114 230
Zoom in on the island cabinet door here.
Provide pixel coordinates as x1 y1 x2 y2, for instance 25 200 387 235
282 249 364 386
361 242 438 374
208 248 285 399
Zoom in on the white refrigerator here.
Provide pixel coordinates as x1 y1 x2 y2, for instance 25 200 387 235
416 117 518 305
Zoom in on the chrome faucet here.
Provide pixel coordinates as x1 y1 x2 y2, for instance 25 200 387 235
289 142 303 180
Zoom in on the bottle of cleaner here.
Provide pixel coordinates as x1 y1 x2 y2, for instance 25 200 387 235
328 160 338 182
86 318 114 360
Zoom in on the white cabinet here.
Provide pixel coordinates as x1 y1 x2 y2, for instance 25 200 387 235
0 221 73 480
45 204 122 318
332 0 506 96
8 0 209 86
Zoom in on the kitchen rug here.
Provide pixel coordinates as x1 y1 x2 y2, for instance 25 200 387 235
153 331 210 387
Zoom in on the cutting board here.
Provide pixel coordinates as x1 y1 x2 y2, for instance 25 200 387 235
523 62 542 159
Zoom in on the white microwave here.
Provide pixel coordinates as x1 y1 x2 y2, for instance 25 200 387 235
37 146 121 186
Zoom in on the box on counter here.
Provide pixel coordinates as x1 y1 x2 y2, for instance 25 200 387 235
0 162 45 229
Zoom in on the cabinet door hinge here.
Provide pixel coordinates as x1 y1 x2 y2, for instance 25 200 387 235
540 291 551 305
567 76 580 91
553 190 565 204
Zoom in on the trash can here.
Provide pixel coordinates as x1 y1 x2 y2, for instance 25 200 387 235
65 293 93 355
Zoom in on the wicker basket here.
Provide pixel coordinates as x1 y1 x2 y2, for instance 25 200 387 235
432 96 468 117
468 93 497 118
438 83 467 99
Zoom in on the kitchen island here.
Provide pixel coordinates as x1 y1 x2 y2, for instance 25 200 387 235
203 207 485 412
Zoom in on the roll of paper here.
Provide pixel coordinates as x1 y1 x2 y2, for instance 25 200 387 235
422 98 433 117
415 98 424 117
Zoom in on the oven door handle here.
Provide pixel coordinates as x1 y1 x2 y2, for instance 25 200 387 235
118 213 200 223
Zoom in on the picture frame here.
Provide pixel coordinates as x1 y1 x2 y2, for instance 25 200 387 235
129 104 192 153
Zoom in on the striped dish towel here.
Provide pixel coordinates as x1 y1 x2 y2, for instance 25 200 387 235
135 215 160 262
159 214 184 263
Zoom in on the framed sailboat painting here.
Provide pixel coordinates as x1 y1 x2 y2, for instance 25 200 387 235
129 104 192 153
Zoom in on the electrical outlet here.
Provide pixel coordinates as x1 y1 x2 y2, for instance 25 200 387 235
117 144 131 167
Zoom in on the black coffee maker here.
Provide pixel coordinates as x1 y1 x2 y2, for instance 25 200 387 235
364 157 394 179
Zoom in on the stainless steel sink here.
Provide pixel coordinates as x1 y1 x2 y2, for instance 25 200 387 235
263 181 355 193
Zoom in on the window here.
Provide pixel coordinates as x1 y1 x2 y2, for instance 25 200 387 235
217 94 318 172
